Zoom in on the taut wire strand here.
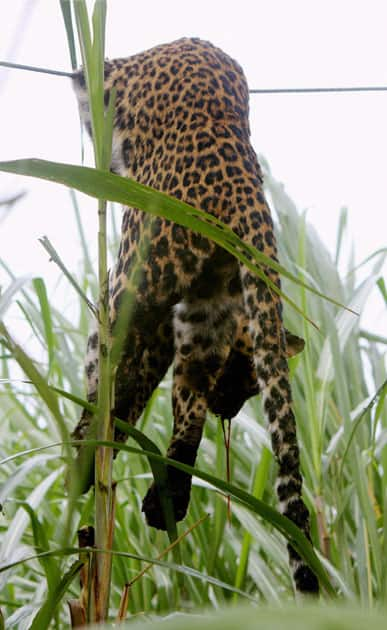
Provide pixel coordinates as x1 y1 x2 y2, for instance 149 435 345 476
1 61 387 94
0 60 73 78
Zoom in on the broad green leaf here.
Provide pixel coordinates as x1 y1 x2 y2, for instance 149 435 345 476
55 386 179 546
117 603 387 630
0 159 354 323
0 454 57 506
0 468 62 591
32 278 55 372
21 504 60 596
81 438 335 595
340 380 387 477
233 446 272 600
59 0 78 70
0 277 31 318
0 436 334 595
317 254 386 382
0 322 68 445
50 388 332 591
0 548 257 603
29 560 83 630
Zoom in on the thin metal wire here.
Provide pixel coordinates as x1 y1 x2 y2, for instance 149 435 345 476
1 60 387 94
249 86 387 94
0 60 73 78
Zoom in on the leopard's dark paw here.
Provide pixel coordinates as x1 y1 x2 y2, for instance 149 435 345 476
141 475 192 530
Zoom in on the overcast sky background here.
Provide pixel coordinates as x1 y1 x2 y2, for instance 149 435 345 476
0 0 386 338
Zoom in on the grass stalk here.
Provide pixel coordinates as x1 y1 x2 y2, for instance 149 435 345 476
116 515 208 622
91 193 113 621
298 214 321 485
71 0 115 621
232 446 271 601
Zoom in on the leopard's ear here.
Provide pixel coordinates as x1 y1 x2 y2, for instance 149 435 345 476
285 330 305 357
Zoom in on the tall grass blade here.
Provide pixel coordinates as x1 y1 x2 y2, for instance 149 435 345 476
0 468 62 590
72 0 114 620
21 504 60 595
59 0 77 70
32 278 55 372
0 548 258 602
0 159 355 320
39 236 97 315
0 277 31 318
29 560 83 630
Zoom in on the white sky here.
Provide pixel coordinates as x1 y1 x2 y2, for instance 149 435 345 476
0 0 386 337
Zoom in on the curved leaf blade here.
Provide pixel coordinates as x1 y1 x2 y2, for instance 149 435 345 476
0 159 355 321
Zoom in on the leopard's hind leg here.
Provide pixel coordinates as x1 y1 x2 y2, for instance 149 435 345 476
72 307 175 493
142 273 239 529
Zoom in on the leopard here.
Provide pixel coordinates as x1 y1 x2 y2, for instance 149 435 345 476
71 37 319 595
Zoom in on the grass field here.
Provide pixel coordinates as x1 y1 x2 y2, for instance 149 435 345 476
0 162 385 627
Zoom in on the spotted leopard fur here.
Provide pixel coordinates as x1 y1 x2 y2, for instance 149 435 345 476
72 37 319 594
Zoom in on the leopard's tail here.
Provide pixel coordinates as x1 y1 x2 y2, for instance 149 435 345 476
262 368 319 594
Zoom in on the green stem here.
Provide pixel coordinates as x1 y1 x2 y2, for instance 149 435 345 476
71 0 114 621
232 446 271 601
92 197 114 621
298 214 321 484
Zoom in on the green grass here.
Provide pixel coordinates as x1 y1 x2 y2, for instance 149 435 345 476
0 164 385 626
120 603 387 630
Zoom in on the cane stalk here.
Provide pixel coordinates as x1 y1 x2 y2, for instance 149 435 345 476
71 0 115 621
